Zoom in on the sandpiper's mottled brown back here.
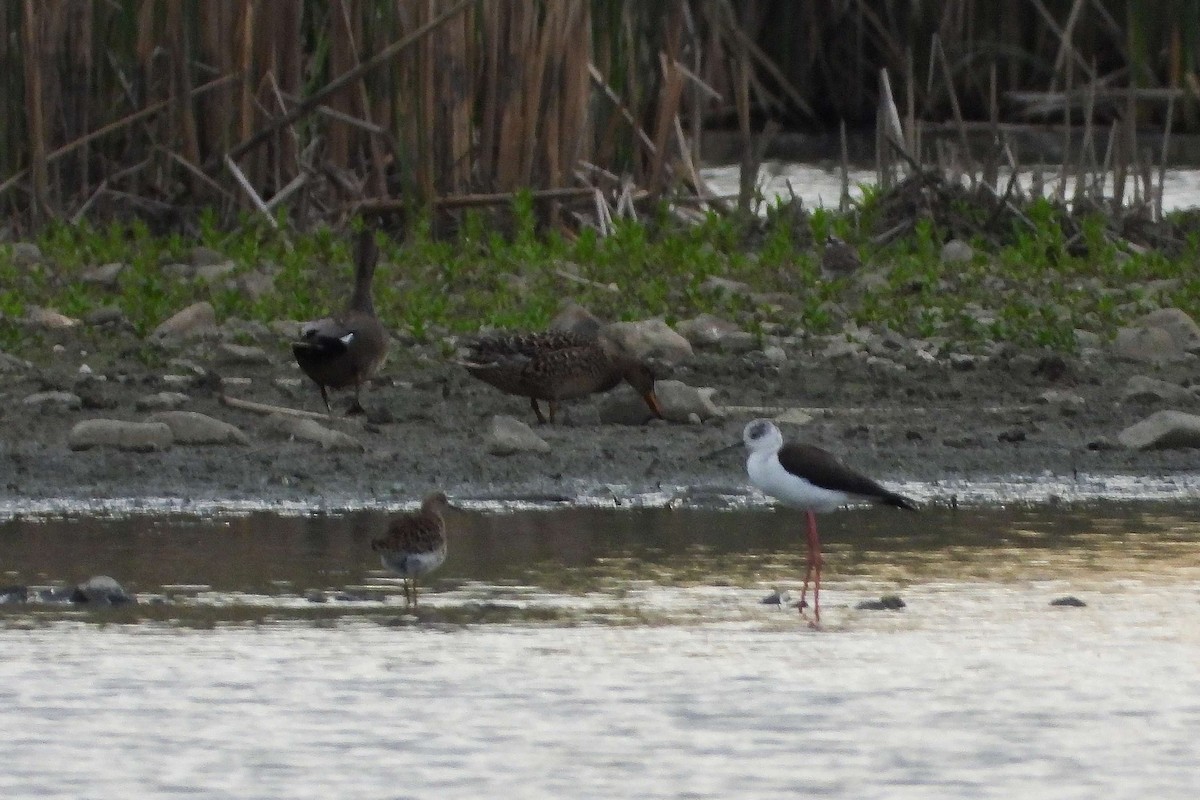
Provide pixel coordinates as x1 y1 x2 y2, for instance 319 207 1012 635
371 492 450 557
461 330 662 423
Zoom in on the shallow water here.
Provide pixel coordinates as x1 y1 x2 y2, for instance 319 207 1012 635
700 162 1200 212
2 502 1199 798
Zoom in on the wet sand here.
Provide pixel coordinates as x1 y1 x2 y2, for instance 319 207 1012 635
2 322 1200 510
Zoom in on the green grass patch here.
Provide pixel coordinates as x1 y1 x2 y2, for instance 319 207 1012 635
2 190 1199 357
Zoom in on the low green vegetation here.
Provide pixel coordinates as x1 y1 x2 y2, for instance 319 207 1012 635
3 187 1199 357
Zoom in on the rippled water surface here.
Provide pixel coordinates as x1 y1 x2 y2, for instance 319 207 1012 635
2 502 1199 799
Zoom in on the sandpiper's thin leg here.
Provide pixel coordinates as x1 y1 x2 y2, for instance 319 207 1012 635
530 397 547 424
412 577 419 610
548 401 559 424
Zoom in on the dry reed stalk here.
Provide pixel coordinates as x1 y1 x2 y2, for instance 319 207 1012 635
226 0 475 166
0 72 240 201
1156 95 1175 219
650 49 685 195
21 0 49 218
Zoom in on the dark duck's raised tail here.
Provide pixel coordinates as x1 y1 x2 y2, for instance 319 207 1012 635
292 229 389 415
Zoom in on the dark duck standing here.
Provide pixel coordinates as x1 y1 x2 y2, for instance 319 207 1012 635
292 230 389 414
461 330 664 424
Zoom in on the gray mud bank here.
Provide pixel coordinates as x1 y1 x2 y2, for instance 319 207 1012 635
3 329 1200 513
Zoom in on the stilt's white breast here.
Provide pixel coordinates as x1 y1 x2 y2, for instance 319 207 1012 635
379 547 446 578
747 450 850 513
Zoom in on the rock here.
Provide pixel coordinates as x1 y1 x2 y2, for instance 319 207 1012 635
597 386 660 425
267 416 364 451
0 351 32 374
699 276 754 297
148 411 249 445
1050 596 1086 607
151 301 217 340
760 588 791 607
167 358 209 378
855 594 906 611
190 245 226 267
1139 308 1200 350
69 419 173 451
195 261 237 282
220 317 274 343
948 353 979 370
23 306 79 329
548 302 603 338
717 331 759 354
485 415 551 456
270 319 305 338
1037 390 1086 413
232 269 275 300
866 355 906 373
1120 375 1194 405
997 427 1027 443
217 343 271 365
1117 410 1200 450
23 391 83 411
71 575 135 606
135 392 191 412
940 239 974 264
0 585 28 604
1075 329 1103 350
674 314 743 349
600 319 693 366
1113 308 1200 362
84 306 131 328
820 338 863 360
654 380 722 423
75 379 120 410
1112 325 1176 364
80 262 127 288
161 262 193 280
761 345 787 364
8 242 43 266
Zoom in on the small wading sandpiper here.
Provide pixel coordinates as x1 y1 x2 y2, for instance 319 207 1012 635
371 492 451 610
460 329 664 424
742 419 917 625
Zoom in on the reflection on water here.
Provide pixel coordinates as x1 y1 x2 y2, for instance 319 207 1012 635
1 503 1199 798
2 503 1198 622
700 162 1200 212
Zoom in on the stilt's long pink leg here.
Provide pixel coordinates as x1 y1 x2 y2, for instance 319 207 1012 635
798 510 823 623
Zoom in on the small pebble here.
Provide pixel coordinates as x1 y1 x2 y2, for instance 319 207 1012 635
855 594 906 611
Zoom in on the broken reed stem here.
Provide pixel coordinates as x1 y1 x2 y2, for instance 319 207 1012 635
1157 95 1175 220
224 0 476 165
225 154 279 228
0 73 241 201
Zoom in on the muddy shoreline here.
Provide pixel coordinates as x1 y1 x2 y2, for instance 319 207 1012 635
3 318 1200 515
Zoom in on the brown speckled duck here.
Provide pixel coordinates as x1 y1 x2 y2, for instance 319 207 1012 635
371 492 451 609
461 330 664 424
292 230 389 414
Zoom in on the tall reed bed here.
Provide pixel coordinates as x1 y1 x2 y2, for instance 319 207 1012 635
0 1 1196 232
